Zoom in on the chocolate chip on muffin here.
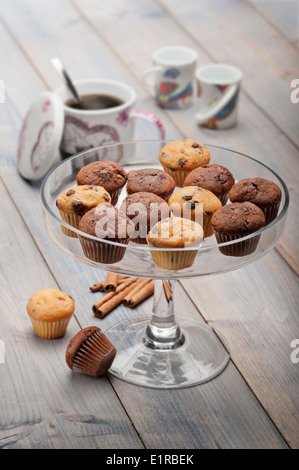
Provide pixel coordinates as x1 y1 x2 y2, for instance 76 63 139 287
159 139 210 187
229 177 281 225
126 168 175 201
76 161 127 205
184 163 235 205
211 201 266 257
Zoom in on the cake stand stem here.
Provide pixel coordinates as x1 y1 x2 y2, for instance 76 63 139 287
106 278 230 388
143 279 185 350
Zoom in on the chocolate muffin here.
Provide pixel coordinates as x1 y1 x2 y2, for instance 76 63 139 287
78 205 134 264
184 164 235 205
211 201 266 256
65 326 116 377
126 168 175 201
76 161 127 205
120 192 170 244
159 139 210 187
229 177 281 225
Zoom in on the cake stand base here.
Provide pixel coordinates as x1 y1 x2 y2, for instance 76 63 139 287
105 316 230 389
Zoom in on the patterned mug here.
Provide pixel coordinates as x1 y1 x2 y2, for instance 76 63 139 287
142 46 198 109
55 79 165 159
195 64 243 129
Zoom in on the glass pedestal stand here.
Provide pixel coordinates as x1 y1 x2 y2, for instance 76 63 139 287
105 279 230 388
41 140 289 390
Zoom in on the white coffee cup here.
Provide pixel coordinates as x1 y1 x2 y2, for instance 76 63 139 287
55 78 165 158
142 46 198 109
195 64 243 129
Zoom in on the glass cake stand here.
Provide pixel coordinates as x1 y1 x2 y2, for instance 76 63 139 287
41 141 289 388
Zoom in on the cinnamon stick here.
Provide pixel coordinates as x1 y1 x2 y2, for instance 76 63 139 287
125 279 155 308
90 281 104 292
163 280 173 302
103 272 119 292
92 278 137 318
123 279 153 307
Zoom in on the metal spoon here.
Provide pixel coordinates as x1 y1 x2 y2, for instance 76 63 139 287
51 57 81 104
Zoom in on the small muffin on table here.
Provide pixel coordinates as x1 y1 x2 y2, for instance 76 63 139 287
126 168 175 201
65 326 117 378
169 186 222 237
56 185 111 237
184 163 235 205
78 204 134 264
147 216 203 270
76 161 127 205
26 289 75 339
211 201 266 257
229 177 281 225
159 139 210 187
120 192 170 244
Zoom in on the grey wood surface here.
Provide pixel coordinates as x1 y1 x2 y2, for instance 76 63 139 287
0 0 298 449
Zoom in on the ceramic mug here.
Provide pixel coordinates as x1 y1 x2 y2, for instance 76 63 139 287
142 46 198 109
55 79 165 159
195 64 243 129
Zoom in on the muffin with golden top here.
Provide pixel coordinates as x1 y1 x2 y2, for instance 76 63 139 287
169 186 222 237
159 139 210 187
147 216 203 270
56 185 111 237
26 289 75 339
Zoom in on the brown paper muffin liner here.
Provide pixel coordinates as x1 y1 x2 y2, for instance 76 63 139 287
72 329 117 377
58 210 81 238
219 193 229 206
78 235 129 264
150 248 198 270
30 317 71 339
213 230 261 257
261 201 280 225
162 167 189 188
203 217 214 238
109 188 122 206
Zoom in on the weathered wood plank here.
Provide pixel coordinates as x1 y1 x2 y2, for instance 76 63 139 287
181 251 299 449
0 36 290 451
1 98 290 448
248 0 299 44
71 0 299 274
159 0 299 148
0 0 295 448
0 178 145 449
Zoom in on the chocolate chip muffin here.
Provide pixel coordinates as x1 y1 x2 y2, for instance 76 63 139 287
78 204 134 264
229 177 281 225
65 326 116 377
211 201 266 256
120 192 170 244
169 186 222 237
184 163 235 205
126 168 175 201
159 139 210 187
56 185 111 237
76 161 127 205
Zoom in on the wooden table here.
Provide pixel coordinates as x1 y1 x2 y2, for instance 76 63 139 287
1 0 298 450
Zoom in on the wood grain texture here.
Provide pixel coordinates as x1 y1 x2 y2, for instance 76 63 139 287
181 252 299 449
71 0 299 275
0 179 144 449
0 0 297 449
160 0 299 148
0 103 288 448
248 0 299 44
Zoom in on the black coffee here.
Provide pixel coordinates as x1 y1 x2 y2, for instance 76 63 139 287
65 93 124 110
